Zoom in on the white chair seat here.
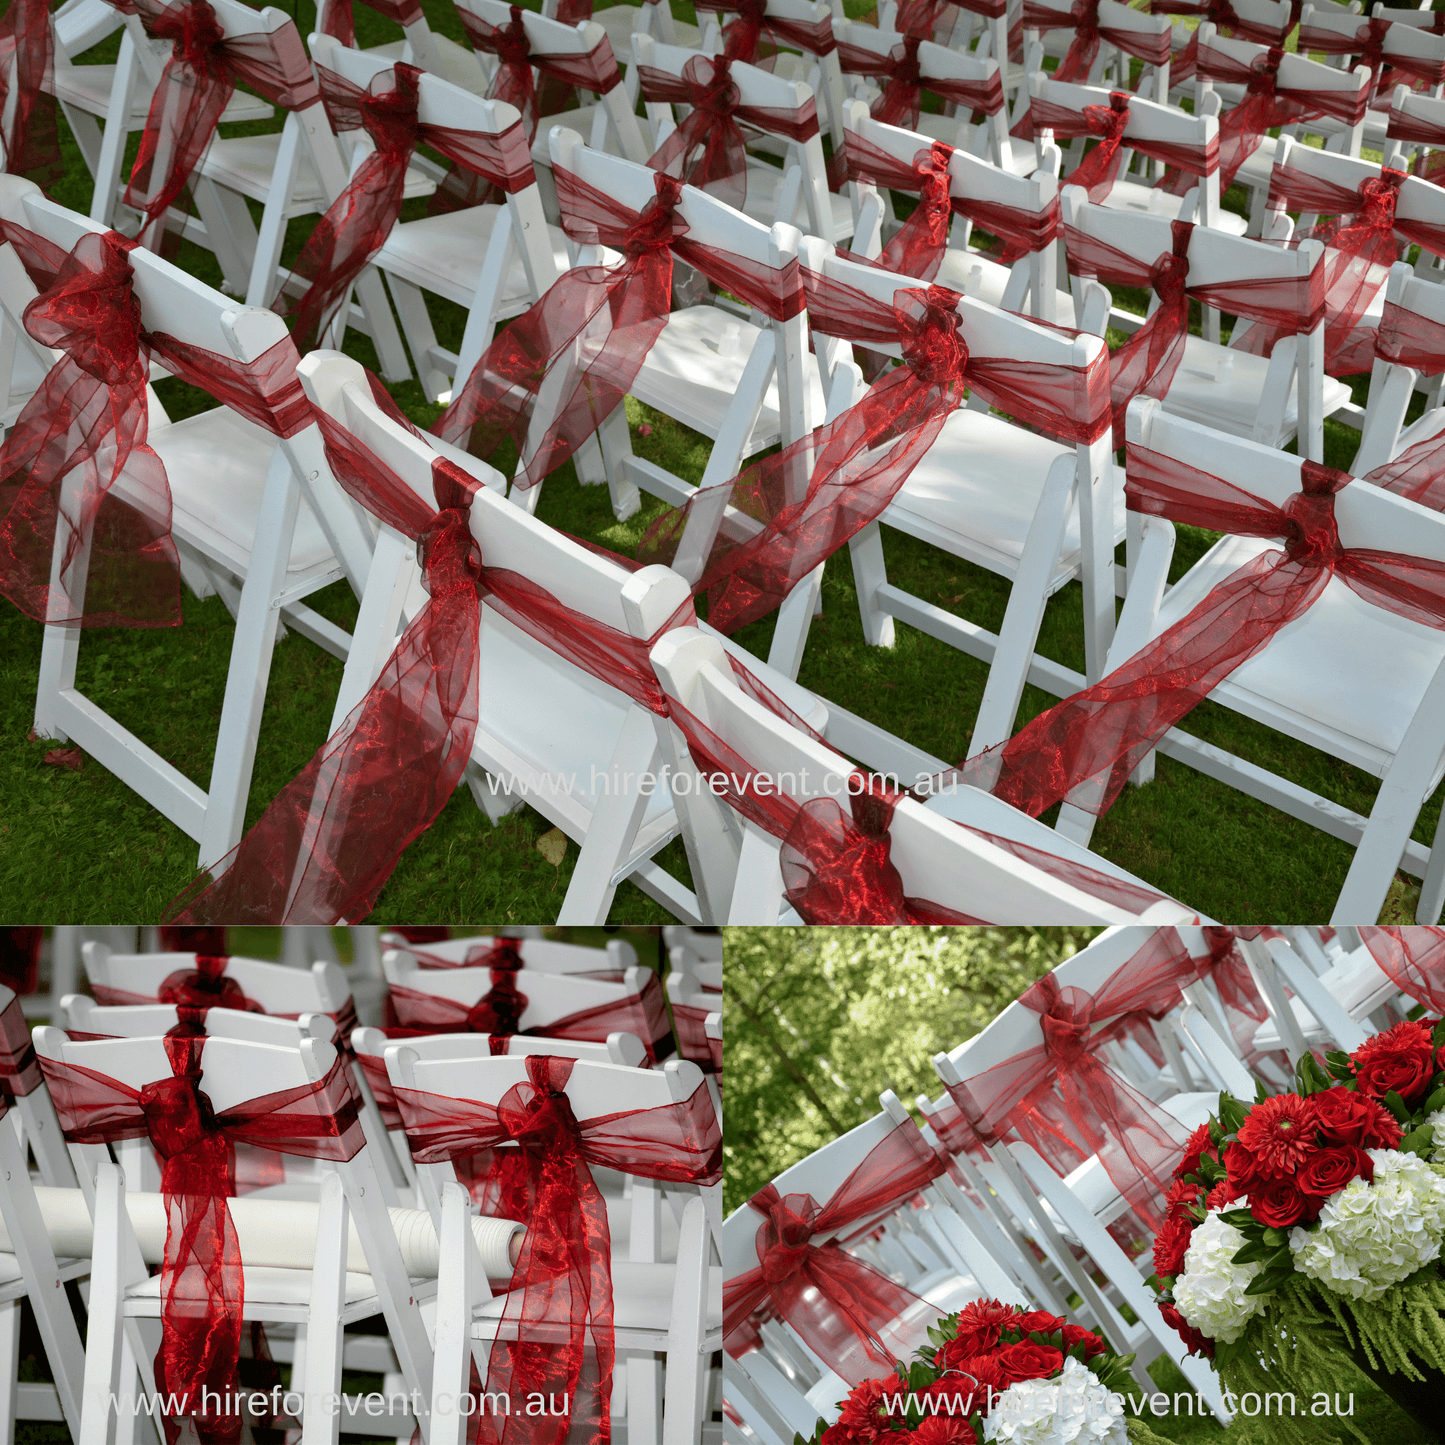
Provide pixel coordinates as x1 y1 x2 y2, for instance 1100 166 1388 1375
145 410 336 574
1232 135 1281 193
630 303 829 454
472 1260 721 1337
376 206 571 312
737 168 855 243
415 34 490 93
130 1266 379 1307
49 66 274 124
0 1254 24 1286
1100 178 1249 236
933 246 1074 314
1152 531 1445 778
200 134 434 209
913 111 1042 176
881 408 1128 585
593 5 701 65
531 104 604 164
1252 944 1401 1049
1162 332 1352 436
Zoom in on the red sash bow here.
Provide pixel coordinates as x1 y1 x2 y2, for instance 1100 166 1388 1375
41 1043 364 1445
1023 0 1173 86
0 0 63 189
1152 0 1290 85
394 1058 721 1445
1197 926 1273 1064
1298 17 1445 100
1358 925 1445 1012
0 224 310 629
722 1120 945 1380
0 984 41 1101
954 450 1445 821
1018 90 1128 194
693 0 838 65
320 0 425 50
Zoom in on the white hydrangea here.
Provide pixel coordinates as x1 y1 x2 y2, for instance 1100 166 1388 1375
1290 1148 1445 1301
981 1358 1126 1445
1172 1210 1269 1344
1425 1108 1445 1158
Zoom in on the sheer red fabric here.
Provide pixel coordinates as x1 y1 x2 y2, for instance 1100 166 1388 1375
319 0 425 49
896 0 1010 40
1149 0 1290 85
109 0 320 247
1229 165 1413 375
0 223 310 629
943 932 1202 1231
672 999 721 1074
1297 17 1445 99
169 384 699 924
950 449 1445 821
845 138 957 279
1388 95 1445 167
1353 304 1445 509
693 0 838 65
279 60 533 352
833 34 1004 133
41 1043 363 1445
0 0 63 191
639 276 1109 633
0 928 41 1002
1021 0 1172 85
722 1120 945 1380
638 55 821 212
432 167 804 491
0 986 42 1100
1357 926 1445 1012
158 926 228 953
1196 926 1273 1067
394 1059 721 1445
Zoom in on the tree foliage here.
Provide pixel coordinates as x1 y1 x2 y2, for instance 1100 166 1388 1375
721 926 1103 1213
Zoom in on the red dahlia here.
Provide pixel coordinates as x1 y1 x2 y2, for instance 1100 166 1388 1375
1235 1093 1318 1177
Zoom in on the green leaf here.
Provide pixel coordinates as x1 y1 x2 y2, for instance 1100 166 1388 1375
1218 1092 1247 1134
1296 1052 1333 1097
1220 1207 1257 1229
1384 1089 1412 1123
1230 1239 1276 1265
1255 1078 1270 1104
1400 1123 1436 1158
1261 1227 1283 1247
1266 1245 1295 1270
1244 1267 1292 1296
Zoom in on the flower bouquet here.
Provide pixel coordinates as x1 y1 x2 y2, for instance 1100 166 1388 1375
1153 1017 1445 1442
793 1300 1169 1445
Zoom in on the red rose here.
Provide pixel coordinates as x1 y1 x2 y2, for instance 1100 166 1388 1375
994 1341 1064 1387
1010 1310 1065 1338
1060 1323 1107 1358
910 1419 977 1445
1176 1123 1216 1181
1297 1145 1373 1200
1312 1086 1403 1150
1164 1178 1201 1222
1236 1094 1317 1177
1223 1140 1258 1186
1351 1020 1436 1103
1159 1301 1214 1360
945 1299 1019 1358
1152 1214 1193 1280
1251 1175 1318 1229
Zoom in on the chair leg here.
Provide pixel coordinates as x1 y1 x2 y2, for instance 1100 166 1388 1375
661 1199 709 1445
300 1176 348 1445
848 523 895 649
0 1301 18 1445
430 1186 481 1445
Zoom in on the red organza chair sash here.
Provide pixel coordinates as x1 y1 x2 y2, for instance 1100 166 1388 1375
1196 926 1273 1065
1021 0 1173 85
722 1120 945 1380
393 1059 721 1443
0 223 309 629
1352 305 1445 509
280 61 533 351
693 0 838 64
943 932 1202 1231
0 928 41 999
320 0 424 49
430 166 803 494
40 1043 363 1445
1357 926 1445 1011
103 0 320 244
1150 0 1290 84
1374 297 1445 372
638 55 821 212
639 273 1109 635
0 0 63 189
953 448 1445 821
169 382 698 925
1297 18 1445 96
0 991 41 1100
1388 97 1445 151
672 1000 721 1074
844 137 958 279
834 35 1004 133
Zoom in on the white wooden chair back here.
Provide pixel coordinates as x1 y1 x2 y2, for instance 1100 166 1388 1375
380 933 640 972
1384 81 1445 170
1300 3 1445 86
353 1024 647 1068
1024 0 1172 94
632 33 836 242
62 996 339 1046
648 625 1193 923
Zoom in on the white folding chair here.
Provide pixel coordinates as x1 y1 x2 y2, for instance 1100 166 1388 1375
307 33 572 404
1060 193 1347 455
380 932 641 973
0 180 381 873
1088 398 1445 925
31 1030 437 1445
1020 0 1174 100
313 0 489 91
647 623 1198 922
589 0 702 65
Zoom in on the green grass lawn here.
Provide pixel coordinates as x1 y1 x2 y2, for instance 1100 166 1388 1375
1 1 1436 923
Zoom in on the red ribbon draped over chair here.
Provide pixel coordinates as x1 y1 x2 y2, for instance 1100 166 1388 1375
431 167 803 491
944 932 1202 1232
1148 0 1290 86
896 0 1010 45
722 1118 945 1380
1196 926 1274 1066
638 54 822 212
693 0 838 65
319 0 424 49
672 1000 722 1075
1297 17 1445 102
0 223 310 629
833 34 1005 133
1358 926 1445 1012
0 0 63 190
101 0 320 248
639 275 1109 634
280 60 534 354
1062 216 1321 445
1021 0 1173 85
1389 95 1445 185
40 1040 364 1445
0 977 42 1098
951 449 1445 822
1354 300 1445 510
168 370 698 925
1233 164 1442 376
394 1057 721 1445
